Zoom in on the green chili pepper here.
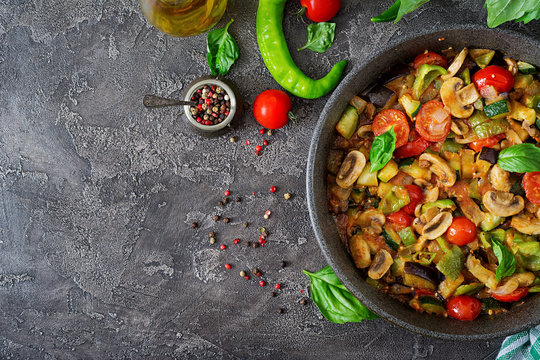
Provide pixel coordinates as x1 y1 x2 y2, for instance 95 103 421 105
371 0 401 23
412 64 447 100
378 186 410 215
256 0 347 99
435 237 465 281
459 68 471 85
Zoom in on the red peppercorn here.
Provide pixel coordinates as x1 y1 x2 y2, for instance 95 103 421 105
256 272 262 277
196 117 202 123
259 238 266 245
255 151 261 156
224 190 230 196
233 238 240 244
259 280 266 287
270 186 277 193
212 113 218 118
225 263 231 269
300 289 304 293
205 98 212 105
263 140 268 146
245 140 250 145
208 92 213 97
211 85 216 90
191 96 196 101
255 145 262 152
244 275 250 280
259 128 265 134
196 89 202 93
253 192 257 195
220 244 226 250
197 104 203 110
275 283 281 290
225 111 229 116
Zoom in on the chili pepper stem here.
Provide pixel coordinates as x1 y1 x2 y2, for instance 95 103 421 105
294 6 306 20
287 111 296 123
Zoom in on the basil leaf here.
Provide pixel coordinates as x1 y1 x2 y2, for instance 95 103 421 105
485 0 540 28
302 267 378 324
370 127 396 172
206 19 239 76
395 0 431 23
497 143 540 173
298 22 336 53
491 237 516 281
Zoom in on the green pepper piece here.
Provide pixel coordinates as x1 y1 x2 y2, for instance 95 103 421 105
435 237 464 281
398 227 417 247
454 283 484 296
257 0 347 99
473 51 495 69
441 139 463 153
421 199 456 213
473 118 510 139
378 186 410 215
412 64 448 100
371 0 401 22
469 110 490 128
460 68 471 85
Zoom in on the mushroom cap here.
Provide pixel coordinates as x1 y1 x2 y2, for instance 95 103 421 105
419 153 456 187
421 211 453 240
336 150 366 189
483 191 525 217
368 249 393 280
440 77 480 118
511 212 540 235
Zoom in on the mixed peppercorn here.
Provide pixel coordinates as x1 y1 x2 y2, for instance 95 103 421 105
189 84 231 126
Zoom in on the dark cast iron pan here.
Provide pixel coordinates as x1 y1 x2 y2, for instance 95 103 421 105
307 24 540 341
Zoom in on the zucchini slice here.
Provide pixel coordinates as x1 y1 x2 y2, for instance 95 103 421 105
335 106 358 139
398 94 421 120
517 61 537 75
483 99 510 119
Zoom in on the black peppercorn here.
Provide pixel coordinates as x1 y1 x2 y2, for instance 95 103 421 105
278 308 284 314
245 241 251 247
251 268 259 275
209 231 215 238
299 298 307 306
252 242 259 248
270 292 276 297
213 215 220 221
280 261 287 268
223 217 230 223
191 222 198 229
235 197 241 203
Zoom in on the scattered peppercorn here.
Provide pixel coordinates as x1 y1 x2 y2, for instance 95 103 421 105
220 244 226 250
223 217 230 223
255 145 262 152
222 197 229 204
259 281 266 287
263 140 269 146
191 222 198 228
245 241 251 247
218 201 224 207
278 308 284 314
284 193 291 200
243 222 248 228
270 186 277 193
280 261 287 268
234 197 241 203
259 128 265 134
225 263 231 270
224 190 230 196
233 238 240 244
229 137 236 143
240 270 246 277
268 129 273 136
270 292 276 297
213 215 220 221
245 140 250 146
244 275 250 280
256 271 262 277
209 231 215 238
299 298 308 306
209 237 216 244
275 283 281 290
252 268 259 275
252 242 259 248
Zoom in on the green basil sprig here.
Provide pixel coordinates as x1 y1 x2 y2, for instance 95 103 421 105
302 267 378 324
298 22 336 53
206 19 239 76
485 0 540 28
370 127 396 172
497 143 540 173
491 237 516 281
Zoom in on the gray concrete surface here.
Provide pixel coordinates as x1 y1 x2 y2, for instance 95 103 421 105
0 0 538 359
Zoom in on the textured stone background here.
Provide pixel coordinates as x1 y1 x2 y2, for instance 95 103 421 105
0 0 538 359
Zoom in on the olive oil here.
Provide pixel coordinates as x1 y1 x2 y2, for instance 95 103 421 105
139 0 227 37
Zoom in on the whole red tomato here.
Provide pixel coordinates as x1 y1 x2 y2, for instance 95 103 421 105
473 65 514 95
253 90 293 129
447 295 482 321
300 0 341 22
446 217 477 246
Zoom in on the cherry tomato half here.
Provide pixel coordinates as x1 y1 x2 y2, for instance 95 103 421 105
413 52 447 69
386 209 413 230
394 136 431 159
446 216 477 246
473 65 514 95
492 288 529 302
468 134 505 152
415 101 451 142
300 0 341 22
402 184 423 216
447 295 482 321
372 109 410 148
253 90 292 129
523 172 540 206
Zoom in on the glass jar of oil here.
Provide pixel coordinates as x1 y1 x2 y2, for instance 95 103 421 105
139 0 228 37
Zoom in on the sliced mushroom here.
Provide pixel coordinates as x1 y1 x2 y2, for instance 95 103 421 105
489 165 511 192
451 120 470 136
492 272 535 296
349 234 371 269
368 249 393 280
466 254 498 290
511 212 540 235
358 209 385 235
504 57 518 76
422 211 453 240
441 77 480 118
336 150 366 188
441 48 468 81
356 125 372 138
522 120 540 142
483 191 524 217
423 186 440 203
419 153 457 187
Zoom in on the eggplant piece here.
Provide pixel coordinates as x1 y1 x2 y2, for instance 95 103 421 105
362 84 395 108
478 147 499 164
403 262 440 285
380 63 412 83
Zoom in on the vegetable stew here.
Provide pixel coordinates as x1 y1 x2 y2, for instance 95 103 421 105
327 47 540 321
